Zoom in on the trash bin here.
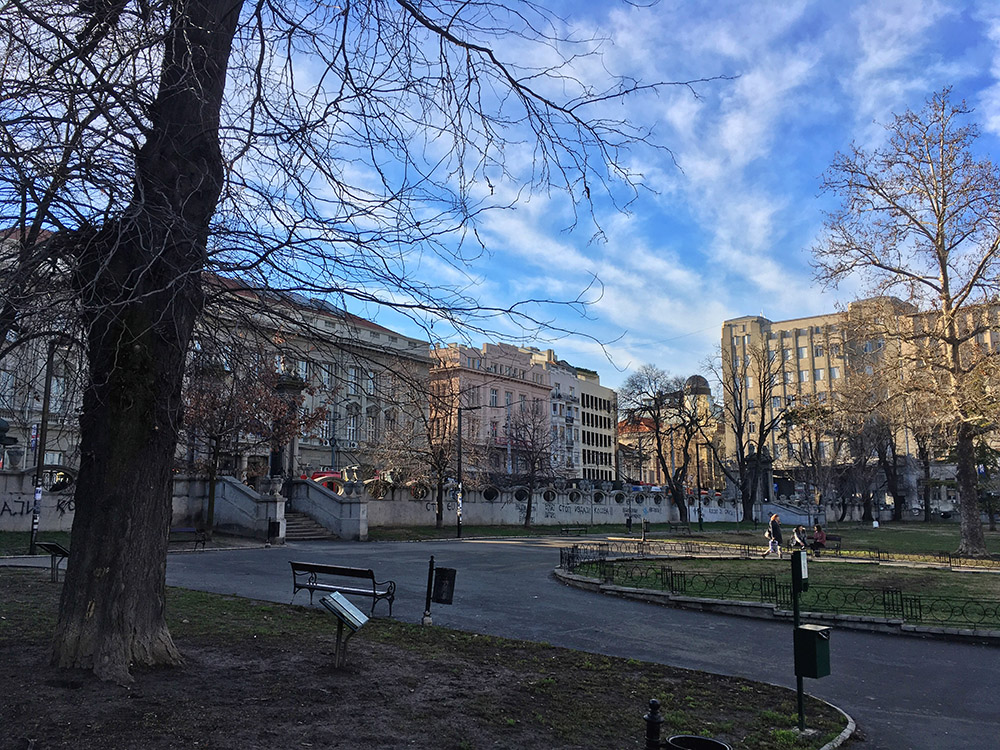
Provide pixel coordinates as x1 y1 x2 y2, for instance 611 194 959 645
666 736 732 750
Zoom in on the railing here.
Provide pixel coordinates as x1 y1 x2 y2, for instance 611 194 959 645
560 546 1000 630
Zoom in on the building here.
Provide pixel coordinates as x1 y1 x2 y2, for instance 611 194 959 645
429 342 551 477
0 280 433 489
720 297 1000 515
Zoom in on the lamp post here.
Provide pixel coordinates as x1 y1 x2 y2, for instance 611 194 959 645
456 404 483 539
29 340 58 555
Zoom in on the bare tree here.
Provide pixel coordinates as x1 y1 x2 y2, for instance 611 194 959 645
709 342 787 523
0 0 715 682
619 365 710 523
814 88 1000 555
506 397 562 528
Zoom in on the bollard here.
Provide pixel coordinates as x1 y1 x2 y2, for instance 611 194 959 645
644 698 664 750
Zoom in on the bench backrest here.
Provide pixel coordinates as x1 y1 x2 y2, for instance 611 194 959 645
289 561 376 581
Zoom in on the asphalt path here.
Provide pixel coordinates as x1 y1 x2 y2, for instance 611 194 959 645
162 538 1000 750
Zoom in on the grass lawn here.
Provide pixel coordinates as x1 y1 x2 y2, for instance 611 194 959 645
0 568 847 749
588 557 1000 601
677 522 1000 556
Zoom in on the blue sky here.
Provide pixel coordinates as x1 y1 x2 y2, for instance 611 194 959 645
366 0 1000 389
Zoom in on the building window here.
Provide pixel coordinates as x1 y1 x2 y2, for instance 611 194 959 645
829 367 840 379
799 370 809 382
520 394 527 411
783 348 792 360
771 396 782 410
784 371 793 384
797 347 806 359
490 388 498 407
505 391 513 407
814 368 825 381
813 345 824 357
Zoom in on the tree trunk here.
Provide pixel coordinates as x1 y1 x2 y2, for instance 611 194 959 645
955 422 987 556
51 0 242 682
919 443 932 523
434 477 444 529
523 479 534 528
206 435 221 540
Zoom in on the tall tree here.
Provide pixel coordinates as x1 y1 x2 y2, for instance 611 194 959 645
619 366 710 523
3 1 708 681
506 397 561 528
710 342 787 523
814 88 1000 556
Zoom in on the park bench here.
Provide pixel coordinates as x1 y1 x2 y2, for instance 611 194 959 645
36 540 70 582
560 526 588 536
668 522 692 535
289 561 395 616
169 527 207 550
807 534 842 555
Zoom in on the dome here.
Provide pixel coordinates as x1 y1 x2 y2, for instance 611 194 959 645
684 374 711 395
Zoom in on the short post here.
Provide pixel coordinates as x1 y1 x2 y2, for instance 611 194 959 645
644 698 663 750
422 555 435 625
791 550 807 732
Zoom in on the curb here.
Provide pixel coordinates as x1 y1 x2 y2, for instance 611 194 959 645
818 701 856 750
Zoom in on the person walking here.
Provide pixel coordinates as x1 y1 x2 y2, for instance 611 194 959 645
762 513 782 558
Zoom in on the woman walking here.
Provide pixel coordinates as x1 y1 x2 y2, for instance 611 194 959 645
763 513 783 558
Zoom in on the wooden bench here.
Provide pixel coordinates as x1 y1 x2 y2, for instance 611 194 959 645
668 522 692 535
36 541 70 582
289 561 395 616
560 526 588 536
169 527 207 550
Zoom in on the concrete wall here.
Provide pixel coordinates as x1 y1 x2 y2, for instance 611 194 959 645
366 484 743 528
0 471 75 532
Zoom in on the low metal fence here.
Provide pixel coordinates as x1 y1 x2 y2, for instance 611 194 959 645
561 543 1000 630
560 537 1000 571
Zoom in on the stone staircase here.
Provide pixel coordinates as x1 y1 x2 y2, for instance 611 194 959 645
283 511 337 541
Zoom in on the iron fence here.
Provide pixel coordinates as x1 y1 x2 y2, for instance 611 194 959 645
561 543 1000 630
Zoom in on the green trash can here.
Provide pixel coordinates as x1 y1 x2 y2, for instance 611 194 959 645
666 736 732 750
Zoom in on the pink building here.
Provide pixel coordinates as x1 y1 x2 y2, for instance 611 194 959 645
430 343 551 475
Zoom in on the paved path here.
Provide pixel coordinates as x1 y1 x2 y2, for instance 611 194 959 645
0 537 975 749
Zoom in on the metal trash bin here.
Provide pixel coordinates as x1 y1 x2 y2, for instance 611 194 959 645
666 736 732 750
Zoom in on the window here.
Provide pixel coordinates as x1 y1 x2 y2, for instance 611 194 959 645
814 368 825 381
348 367 359 395
783 348 792 360
366 413 378 442
813 345 824 357
784 371 793 384
771 396 782 410
505 391 513 407
320 363 333 389
520 394 527 411
799 370 809 382
829 367 840 379
797 347 806 359
830 344 841 357
490 388 498 407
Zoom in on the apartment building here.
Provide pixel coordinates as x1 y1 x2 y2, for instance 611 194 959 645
430 342 551 475
0 281 432 486
720 296 1000 511
576 367 618 482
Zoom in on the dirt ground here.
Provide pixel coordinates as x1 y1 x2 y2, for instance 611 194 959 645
0 569 847 750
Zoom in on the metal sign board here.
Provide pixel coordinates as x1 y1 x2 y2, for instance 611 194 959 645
320 592 369 632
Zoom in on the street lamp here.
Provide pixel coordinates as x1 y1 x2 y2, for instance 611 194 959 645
456 404 483 539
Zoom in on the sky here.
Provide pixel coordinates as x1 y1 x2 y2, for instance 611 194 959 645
365 0 1000 390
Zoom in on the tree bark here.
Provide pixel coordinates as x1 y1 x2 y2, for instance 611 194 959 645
955 422 988 556
52 0 242 682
